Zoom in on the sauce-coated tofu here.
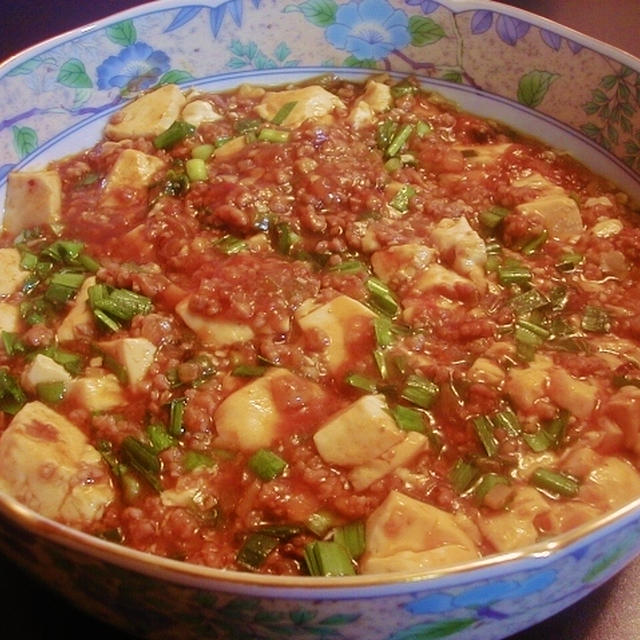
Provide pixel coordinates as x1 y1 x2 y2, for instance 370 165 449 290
0 247 27 296
70 371 125 411
0 302 20 334
3 170 62 236
97 337 156 385
0 401 114 525
105 84 186 140
181 99 222 126
101 149 165 207
21 354 73 394
56 276 96 343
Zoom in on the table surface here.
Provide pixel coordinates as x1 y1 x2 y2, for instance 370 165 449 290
1 1 640 639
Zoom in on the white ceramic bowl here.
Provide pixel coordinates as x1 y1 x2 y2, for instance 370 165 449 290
1 2 640 639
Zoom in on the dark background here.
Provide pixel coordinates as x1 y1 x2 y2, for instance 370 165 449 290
1 1 640 639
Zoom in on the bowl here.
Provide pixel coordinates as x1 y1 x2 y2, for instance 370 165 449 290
1 2 640 639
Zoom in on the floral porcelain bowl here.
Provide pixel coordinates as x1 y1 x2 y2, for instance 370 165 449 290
1 1 640 639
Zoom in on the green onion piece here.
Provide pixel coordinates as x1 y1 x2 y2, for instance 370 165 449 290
531 468 579 497
254 523 304 539
384 157 403 172
374 315 393 347
516 319 550 340
44 271 86 305
373 348 388 380
258 128 290 143
41 239 84 264
328 259 366 274
485 253 501 273
20 251 38 271
386 123 414 157
248 448 287 481
271 101 298 125
498 264 532 286
548 285 569 311
377 120 398 150
415 121 432 137
185 157 208 182
234 118 262 134
475 473 509 503
237 532 280 570
213 234 248 254
491 409 521 436
40 345 83 376
232 364 268 377
334 521 366 560
168 397 187 437
307 510 335 537
0 369 26 415
510 288 549 316
1 332 25 356
345 372 378 393
93 308 121 332
147 422 177 452
183 450 215 471
153 120 196 149
191 143 215 160
20 297 49 326
164 168 190 196
401 374 439 409
581 305 610 333
391 405 425 432
389 185 416 213
304 540 356 577
450 458 480 493
523 429 553 452
36 381 66 404
88 284 153 327
391 79 417 97
479 206 510 229
556 252 583 271
21 274 41 295
272 221 302 256
521 229 548 255
78 253 100 273
121 436 162 492
366 277 399 317
472 415 499 457
545 410 570 447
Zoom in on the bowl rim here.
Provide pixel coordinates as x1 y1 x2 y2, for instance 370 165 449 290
1 0 640 596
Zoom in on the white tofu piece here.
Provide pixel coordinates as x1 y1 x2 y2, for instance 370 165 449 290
0 248 27 296
97 337 156 385
360 490 480 574
504 355 552 412
348 81 392 128
430 216 487 289
3 170 62 236
0 401 114 525
313 394 405 467
181 99 222 126
453 142 513 167
213 135 247 160
21 354 73 394
56 276 96 343
371 244 435 284
255 85 345 128
517 194 583 240
547 368 597 419
0 302 20 334
105 84 186 140
413 263 473 298
101 149 165 207
296 295 377 374
468 357 505 386
175 295 254 348
579 456 640 511
592 217 623 238
70 371 125 411
349 431 428 491
214 368 305 451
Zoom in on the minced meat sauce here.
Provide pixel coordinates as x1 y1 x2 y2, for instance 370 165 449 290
1 75 640 576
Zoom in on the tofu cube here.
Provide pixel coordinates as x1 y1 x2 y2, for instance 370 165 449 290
3 170 62 236
101 149 165 207
21 354 73 393
0 401 115 525
56 276 96 343
0 248 27 296
313 394 405 467
70 371 125 411
105 84 186 140
0 302 20 334
97 337 156 385
181 99 222 126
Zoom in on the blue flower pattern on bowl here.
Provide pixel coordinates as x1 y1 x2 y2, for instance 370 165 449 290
1 2 640 638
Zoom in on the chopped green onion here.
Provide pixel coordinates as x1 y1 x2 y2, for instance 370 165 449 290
389 185 416 213
185 157 208 182
304 540 356 577
328 259 366 274
384 157 403 172
345 372 378 393
491 409 521 436
450 458 480 493
272 221 302 256
581 305 610 333
121 436 162 492
391 405 425 432
474 473 510 504
237 532 279 570
20 251 38 271
0 369 26 415
147 422 177 452
88 284 153 329
498 264 532 286
191 143 215 160
1 332 25 356
213 234 248 254
153 120 195 149
36 381 67 404
163 168 190 196
516 319 550 340
374 315 393 347
44 271 86 305
373 348 388 379
531 468 579 497
258 128 290 143
415 121 432 137
377 120 398 150
391 79 418 97
40 345 83 376
307 510 335 537
232 364 268 377
509 288 549 316
41 239 84 264
20 297 49 326
401 374 439 409
254 523 304 539
234 118 262 134
248 448 287 481
366 277 399 317
556 252 583 271
78 253 100 273
472 415 499 457
271 101 298 125
333 521 366 559
386 123 414 157
479 206 510 229
169 397 187 437
544 409 570 447
183 450 215 471
522 429 554 452
548 285 569 311
521 230 548 255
